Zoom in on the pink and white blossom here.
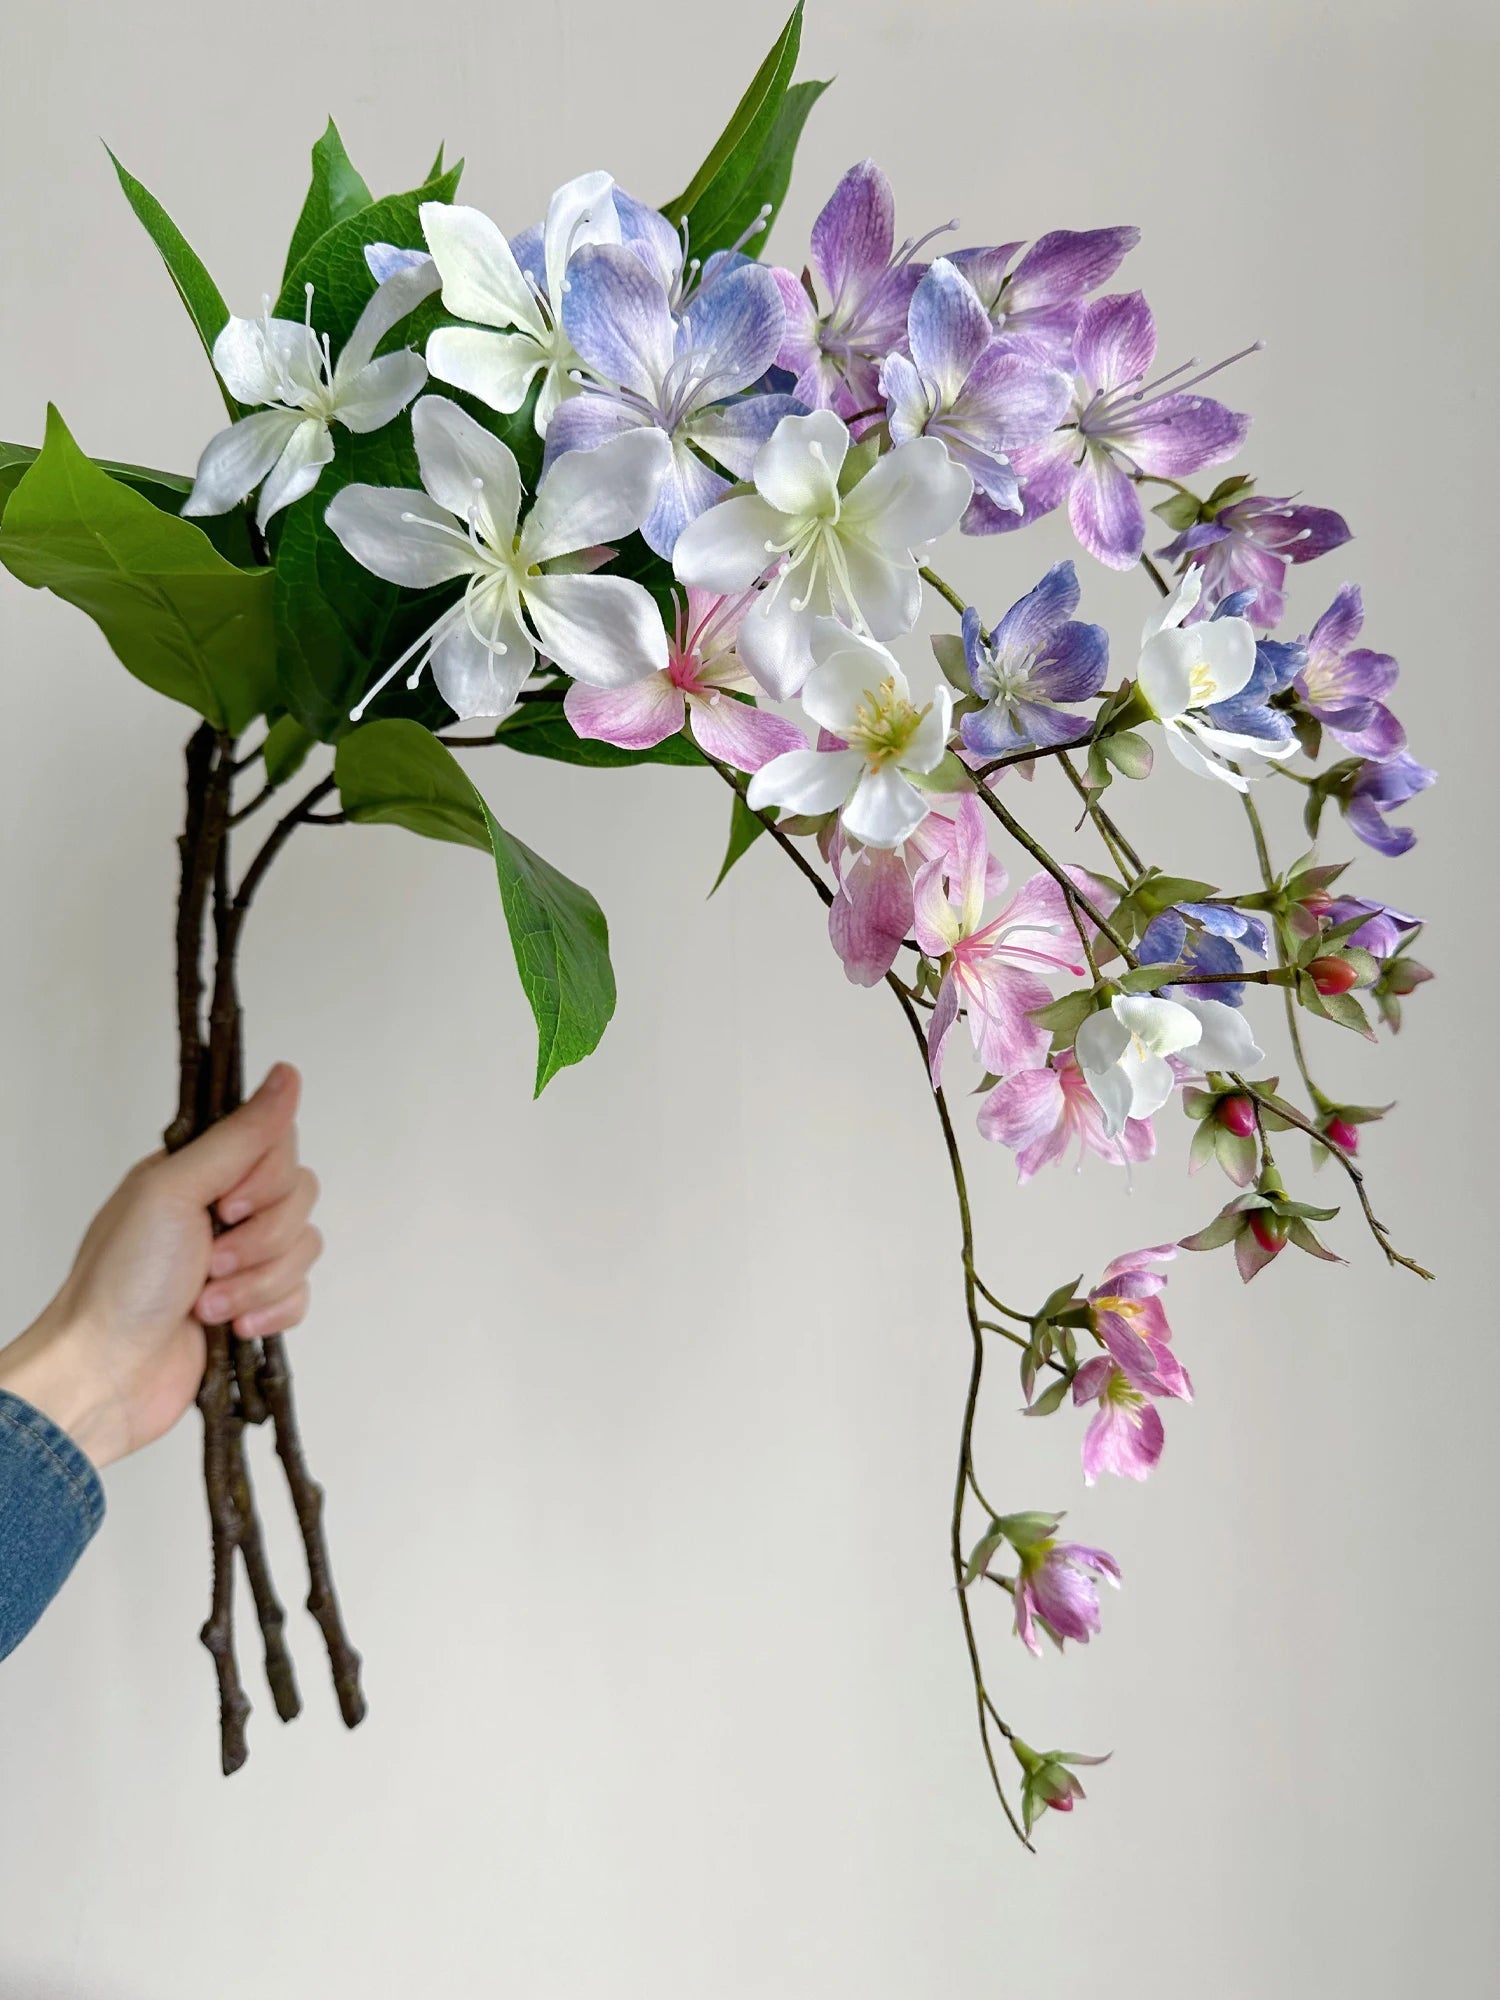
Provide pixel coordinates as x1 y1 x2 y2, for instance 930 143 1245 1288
1087 1247 1192 1402
1014 1538 1121 1655
1071 1358 1166 1485
977 1050 1156 1179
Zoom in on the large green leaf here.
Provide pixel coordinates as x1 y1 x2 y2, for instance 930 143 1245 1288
710 790 768 893
282 120 376 286
660 6 807 261
0 406 276 733
729 77 830 262
335 720 616 1092
275 160 463 342
0 439 254 564
493 702 703 769
108 150 237 418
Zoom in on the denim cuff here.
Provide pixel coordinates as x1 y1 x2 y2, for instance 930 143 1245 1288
0 1386 106 1661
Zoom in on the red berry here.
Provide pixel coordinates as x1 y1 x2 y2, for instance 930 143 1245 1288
1326 1116 1359 1154
1216 1094 1257 1138
1249 1211 1289 1254
1308 955 1359 996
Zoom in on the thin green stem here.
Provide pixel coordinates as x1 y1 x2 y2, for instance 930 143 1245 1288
918 563 971 621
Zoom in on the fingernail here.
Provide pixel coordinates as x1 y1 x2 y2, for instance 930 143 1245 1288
208 1248 237 1279
219 1198 252 1224
200 1289 230 1322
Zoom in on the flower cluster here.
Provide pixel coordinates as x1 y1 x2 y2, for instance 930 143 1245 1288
12 13 1429 1833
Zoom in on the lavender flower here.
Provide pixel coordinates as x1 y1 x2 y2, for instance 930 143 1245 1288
548 244 797 557
880 258 1070 520
770 159 947 416
979 291 1254 567
956 561 1108 757
950 226 1140 361
1158 491 1351 629
1294 585 1406 758
1318 896 1421 961
1341 753 1436 857
1138 901 1269 1007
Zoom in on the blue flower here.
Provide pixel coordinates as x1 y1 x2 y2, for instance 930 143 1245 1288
957 562 1109 758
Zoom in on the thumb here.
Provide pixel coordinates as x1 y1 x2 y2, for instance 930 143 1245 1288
167 1064 301 1202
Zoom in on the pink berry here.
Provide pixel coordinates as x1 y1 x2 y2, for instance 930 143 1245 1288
1216 1094 1257 1138
1326 1116 1359 1153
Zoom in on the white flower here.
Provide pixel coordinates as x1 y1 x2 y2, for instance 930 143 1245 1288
183 261 439 530
1075 992 1263 1136
421 173 620 436
746 622 953 849
325 395 671 722
671 409 973 699
1136 570 1296 790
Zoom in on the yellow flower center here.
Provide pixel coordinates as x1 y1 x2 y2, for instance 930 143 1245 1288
847 677 929 771
1187 657 1218 705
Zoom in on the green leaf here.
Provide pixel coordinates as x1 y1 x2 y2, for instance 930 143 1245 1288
107 149 236 417
1118 961 1188 993
1030 989 1098 1038
711 790 768 893
1150 490 1201 532
962 1520 1009 1588
0 405 276 732
493 703 703 769
660 5 810 263
931 631 971 693
484 805 617 1095
263 714 317 788
334 715 490 850
1026 1376 1071 1418
735 76 830 261
283 119 375 286
0 439 254 564
1100 729 1153 780
276 158 464 340
335 720 616 1092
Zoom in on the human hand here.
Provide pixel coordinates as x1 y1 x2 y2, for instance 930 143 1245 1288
0 1063 323 1470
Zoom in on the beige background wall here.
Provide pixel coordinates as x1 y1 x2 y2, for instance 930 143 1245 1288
0 1 1494 1993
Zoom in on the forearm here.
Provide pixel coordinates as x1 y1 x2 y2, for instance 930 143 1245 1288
0 1374 105 1662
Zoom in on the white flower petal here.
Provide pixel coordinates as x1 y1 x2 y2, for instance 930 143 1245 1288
839 535 923 640
426 325 546 415
255 417 334 527
1113 993 1202 1059
431 605 534 720
335 259 443 382
753 409 849 516
412 395 522 546
1162 719 1249 789
736 592 817 700
839 435 972 551
672 493 784 594
1174 995 1263 1072
211 316 305 407
1120 1047 1177 1121
324 484 479 588
541 170 620 306
521 427 671 564
1194 617 1257 703
1141 567 1201 645
420 202 543 336
334 350 427 434
1084 1058 1136 1138
1075 1008 1131 1077
523 572 667 685
1137 626 1197 721
746 744 859 817
904 683 955 773
802 626 905 733
842 764 931 849
183 408 303 517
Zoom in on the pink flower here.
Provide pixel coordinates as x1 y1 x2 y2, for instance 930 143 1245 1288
823 801 1006 988
1071 1357 1166 1485
977 1049 1156 1179
1087 1247 1192 1402
564 587 803 772
912 796 1085 1084
1014 1537 1121 1655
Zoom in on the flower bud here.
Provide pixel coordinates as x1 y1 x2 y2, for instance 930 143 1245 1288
1215 1094 1257 1138
1308 955 1358 996
1249 1210 1289 1255
1325 1115 1359 1153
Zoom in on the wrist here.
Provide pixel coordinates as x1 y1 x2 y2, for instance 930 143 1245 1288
0 1303 121 1470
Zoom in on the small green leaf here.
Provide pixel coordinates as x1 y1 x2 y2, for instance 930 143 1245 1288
1038 1276 1083 1322
1030 989 1098 1038
1118 960 1188 993
107 149 236 417
1027 1376 1071 1418
484 805 616 1096
931 631 972 693
1099 729 1153 780
283 119 376 285
493 704 703 769
0 406 276 733
1150 490 1201 532
962 1520 1009 1588
711 790 768 893
910 749 973 794
262 714 317 787
335 720 616 1093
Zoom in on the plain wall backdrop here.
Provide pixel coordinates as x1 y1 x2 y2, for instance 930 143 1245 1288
0 1 1494 1993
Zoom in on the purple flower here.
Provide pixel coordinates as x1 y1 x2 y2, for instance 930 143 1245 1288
957 561 1109 757
950 226 1140 361
1341 752 1435 857
549 244 797 557
1158 492 1351 629
769 159 947 416
1318 896 1421 961
1014 1538 1121 1655
1293 585 1406 758
1138 901 1268 1007
880 259 1070 519
979 291 1254 568
1087 1247 1192 1403
1071 1358 1167 1485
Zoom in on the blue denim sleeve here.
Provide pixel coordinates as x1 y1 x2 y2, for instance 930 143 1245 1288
0 1387 105 1660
